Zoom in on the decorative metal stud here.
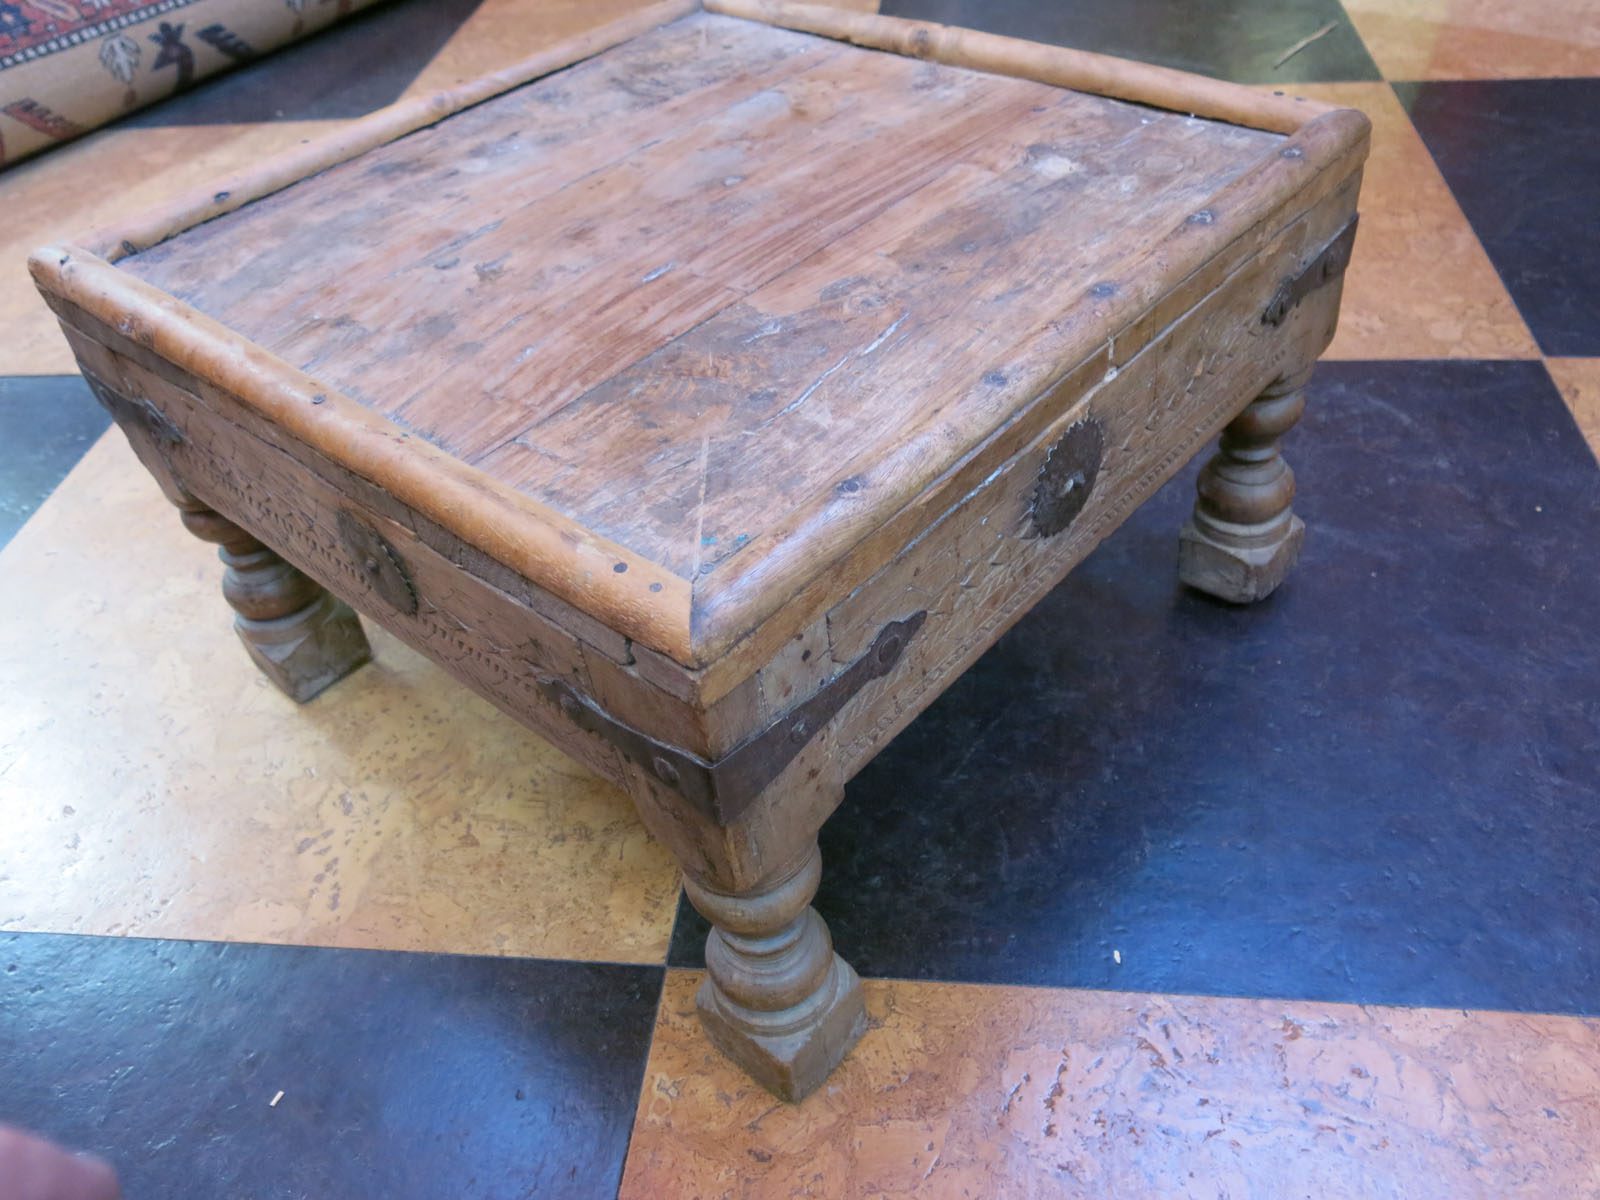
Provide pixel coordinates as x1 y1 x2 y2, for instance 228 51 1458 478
1030 416 1105 538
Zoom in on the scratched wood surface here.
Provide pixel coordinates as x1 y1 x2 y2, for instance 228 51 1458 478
615 169 1361 892
125 9 1285 664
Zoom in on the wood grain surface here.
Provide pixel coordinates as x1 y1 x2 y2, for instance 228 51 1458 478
30 250 695 661
688 111 1366 701
103 10 1367 671
84 0 700 262
610 169 1357 891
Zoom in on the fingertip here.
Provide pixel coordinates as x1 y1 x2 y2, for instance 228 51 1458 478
71 1151 123 1200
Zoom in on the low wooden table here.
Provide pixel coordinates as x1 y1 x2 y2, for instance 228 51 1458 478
32 0 1368 1100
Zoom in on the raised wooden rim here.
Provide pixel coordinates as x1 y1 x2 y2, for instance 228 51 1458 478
38 0 1370 681
84 0 699 261
688 106 1371 692
30 244 696 661
703 0 1335 134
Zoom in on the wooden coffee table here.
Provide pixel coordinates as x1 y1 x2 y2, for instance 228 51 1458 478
31 0 1368 1100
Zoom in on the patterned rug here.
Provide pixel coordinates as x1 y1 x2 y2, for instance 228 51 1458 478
0 0 378 166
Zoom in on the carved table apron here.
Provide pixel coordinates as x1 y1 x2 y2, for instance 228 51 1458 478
31 0 1369 1101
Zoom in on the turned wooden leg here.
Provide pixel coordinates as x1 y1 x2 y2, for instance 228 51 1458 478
1179 368 1311 603
682 841 867 1102
175 494 371 701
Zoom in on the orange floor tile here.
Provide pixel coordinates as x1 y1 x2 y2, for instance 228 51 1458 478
0 121 341 376
1548 358 1600 462
1293 82 1538 362
0 433 679 961
624 971 1600 1200
1342 0 1600 81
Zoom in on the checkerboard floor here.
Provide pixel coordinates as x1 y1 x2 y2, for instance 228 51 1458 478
2 1 1597 1196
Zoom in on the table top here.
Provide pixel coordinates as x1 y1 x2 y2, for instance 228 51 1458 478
69 4 1364 669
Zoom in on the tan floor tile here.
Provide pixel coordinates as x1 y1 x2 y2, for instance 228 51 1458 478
1344 0 1600 80
0 432 678 961
1548 358 1600 463
623 971 1600 1199
0 121 343 376
1285 82 1538 361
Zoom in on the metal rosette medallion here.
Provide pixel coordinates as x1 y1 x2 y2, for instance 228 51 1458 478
1030 416 1105 538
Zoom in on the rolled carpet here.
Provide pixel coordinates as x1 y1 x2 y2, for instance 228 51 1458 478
0 0 386 168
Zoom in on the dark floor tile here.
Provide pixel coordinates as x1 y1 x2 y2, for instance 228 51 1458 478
672 361 1600 1015
0 375 109 551
120 0 485 127
0 934 660 1200
1396 80 1600 358
879 0 1380 83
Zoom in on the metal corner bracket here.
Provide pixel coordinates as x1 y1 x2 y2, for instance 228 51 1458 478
1262 214 1359 328
539 611 928 825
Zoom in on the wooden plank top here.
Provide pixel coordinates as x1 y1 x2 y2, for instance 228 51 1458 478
92 9 1363 670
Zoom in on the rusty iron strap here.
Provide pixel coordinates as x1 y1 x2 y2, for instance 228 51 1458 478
1262 215 1359 328
539 611 927 825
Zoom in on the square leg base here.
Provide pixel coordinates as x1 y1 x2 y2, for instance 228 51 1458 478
236 594 372 703
1179 514 1305 604
696 954 868 1102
